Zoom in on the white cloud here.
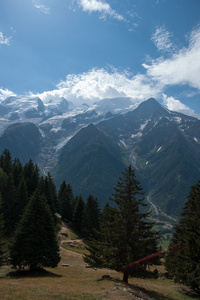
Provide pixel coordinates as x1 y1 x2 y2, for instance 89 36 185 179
144 26 200 90
151 26 174 53
0 31 11 46
162 93 196 116
0 88 16 101
79 0 124 21
36 67 160 106
34 24 200 115
3 24 199 119
34 4 50 14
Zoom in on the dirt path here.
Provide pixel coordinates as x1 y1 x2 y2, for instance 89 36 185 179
57 220 84 248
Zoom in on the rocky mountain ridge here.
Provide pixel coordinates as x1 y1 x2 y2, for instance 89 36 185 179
0 96 199 219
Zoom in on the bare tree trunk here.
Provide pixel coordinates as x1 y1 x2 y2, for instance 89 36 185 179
123 272 128 283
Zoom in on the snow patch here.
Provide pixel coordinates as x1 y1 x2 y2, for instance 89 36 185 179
140 120 149 131
55 136 73 151
119 139 127 148
131 132 142 139
39 128 45 138
157 146 162 152
174 117 182 123
50 127 62 133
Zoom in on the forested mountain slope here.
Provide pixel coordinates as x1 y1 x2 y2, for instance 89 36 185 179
0 97 199 218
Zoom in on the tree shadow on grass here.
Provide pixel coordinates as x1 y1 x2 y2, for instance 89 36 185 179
181 286 200 298
127 282 200 300
99 275 173 300
127 283 174 300
7 268 62 278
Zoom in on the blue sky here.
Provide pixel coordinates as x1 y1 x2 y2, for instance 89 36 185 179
0 0 200 115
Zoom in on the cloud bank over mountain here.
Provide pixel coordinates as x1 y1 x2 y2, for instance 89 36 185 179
0 24 200 118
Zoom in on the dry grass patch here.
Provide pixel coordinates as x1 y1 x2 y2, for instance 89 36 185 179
0 248 129 300
0 247 194 300
0 223 196 300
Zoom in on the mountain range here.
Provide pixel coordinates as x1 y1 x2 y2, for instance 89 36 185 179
0 95 199 221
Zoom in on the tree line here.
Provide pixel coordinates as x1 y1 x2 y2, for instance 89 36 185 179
0 150 160 277
0 149 101 269
0 148 200 290
0 149 101 236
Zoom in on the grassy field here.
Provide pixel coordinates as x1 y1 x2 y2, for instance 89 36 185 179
0 223 196 300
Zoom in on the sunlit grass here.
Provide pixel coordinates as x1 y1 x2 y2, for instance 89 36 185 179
0 223 195 300
67 227 79 240
62 242 88 255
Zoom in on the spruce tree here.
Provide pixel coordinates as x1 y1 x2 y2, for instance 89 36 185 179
165 179 200 290
24 159 39 197
40 173 57 221
10 188 60 270
0 194 6 267
1 172 17 234
58 181 73 222
0 149 13 175
46 172 58 211
81 195 100 238
84 165 159 282
15 177 29 220
72 195 85 233
12 158 24 187
100 202 110 223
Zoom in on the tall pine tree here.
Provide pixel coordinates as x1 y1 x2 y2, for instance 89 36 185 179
72 195 85 233
12 158 24 187
10 188 60 270
15 177 29 221
0 149 12 175
24 159 39 197
165 179 200 290
40 173 57 222
58 181 73 222
81 195 100 238
84 165 159 283
0 194 6 267
1 171 17 234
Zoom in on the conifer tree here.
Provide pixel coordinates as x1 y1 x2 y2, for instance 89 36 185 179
46 172 58 211
15 177 29 220
40 173 57 221
72 195 85 233
58 181 73 222
1 172 17 234
10 188 60 270
12 158 24 187
84 165 159 282
24 159 39 197
0 149 12 175
0 194 6 267
81 195 100 238
165 179 200 290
